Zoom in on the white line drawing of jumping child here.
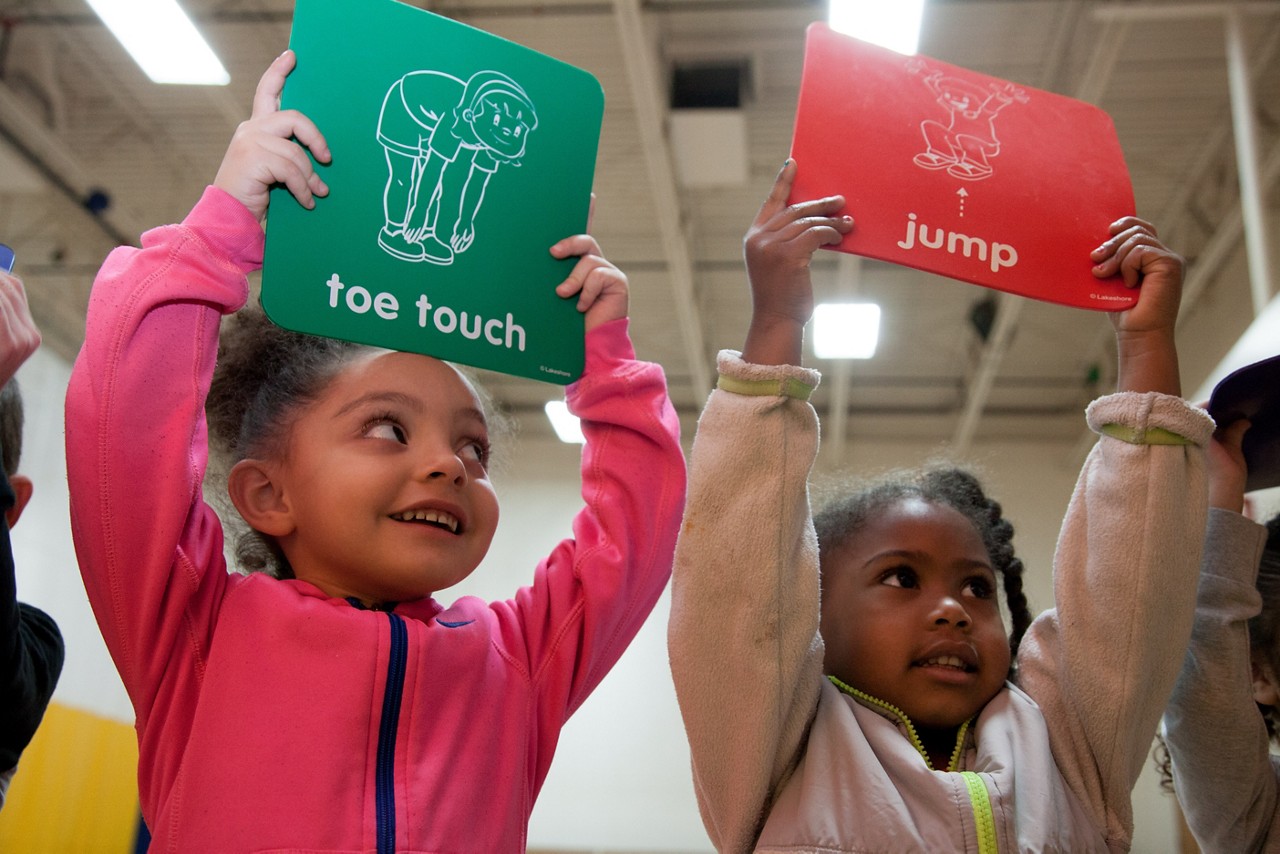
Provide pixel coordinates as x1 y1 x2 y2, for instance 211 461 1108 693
907 60 1027 182
376 69 538 265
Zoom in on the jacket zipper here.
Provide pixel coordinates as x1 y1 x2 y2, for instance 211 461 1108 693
828 676 996 852
959 771 998 853
376 611 408 854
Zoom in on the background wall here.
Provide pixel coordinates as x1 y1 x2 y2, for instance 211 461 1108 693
3 343 1277 853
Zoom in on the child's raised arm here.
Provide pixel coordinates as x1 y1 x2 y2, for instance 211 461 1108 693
213 50 331 222
1089 217 1183 396
741 159 852 366
0 271 41 389
1012 218 1215 847
1206 417 1251 514
1162 420 1277 853
668 160 850 853
66 53 319 782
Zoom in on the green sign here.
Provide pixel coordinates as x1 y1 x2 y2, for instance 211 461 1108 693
262 0 604 383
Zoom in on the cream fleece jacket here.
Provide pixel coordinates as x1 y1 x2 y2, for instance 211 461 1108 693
669 350 1213 853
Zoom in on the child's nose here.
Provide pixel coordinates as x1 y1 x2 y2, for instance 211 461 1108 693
416 446 466 485
930 596 971 629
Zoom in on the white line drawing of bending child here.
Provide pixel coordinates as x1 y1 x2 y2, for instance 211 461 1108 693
376 69 538 265
907 60 1027 182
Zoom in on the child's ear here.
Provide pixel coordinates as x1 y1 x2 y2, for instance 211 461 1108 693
5 473 32 529
227 459 295 538
1251 655 1280 707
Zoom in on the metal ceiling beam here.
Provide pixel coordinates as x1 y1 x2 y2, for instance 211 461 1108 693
1226 7 1276 314
0 14 242 249
612 0 713 402
949 1 1114 454
1066 7 1280 467
821 254 860 465
1181 138 1280 320
1092 2 1280 22
0 79 146 246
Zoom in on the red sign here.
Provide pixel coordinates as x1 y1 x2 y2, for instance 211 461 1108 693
789 23 1137 311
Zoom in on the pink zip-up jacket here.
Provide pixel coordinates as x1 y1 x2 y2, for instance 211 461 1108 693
65 186 686 853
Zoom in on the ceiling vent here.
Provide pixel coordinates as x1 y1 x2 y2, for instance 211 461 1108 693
668 60 750 188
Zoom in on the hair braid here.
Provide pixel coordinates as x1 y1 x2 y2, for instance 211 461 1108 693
983 496 1033 659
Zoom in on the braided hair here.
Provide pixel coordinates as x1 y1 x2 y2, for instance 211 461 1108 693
813 466 1034 667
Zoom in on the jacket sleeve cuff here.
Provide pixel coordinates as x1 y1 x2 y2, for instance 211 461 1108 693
580 317 636 373
157 185 266 273
715 350 821 400
1085 391 1214 446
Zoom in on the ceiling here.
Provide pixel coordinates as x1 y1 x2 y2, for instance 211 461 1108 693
1 0 1278 459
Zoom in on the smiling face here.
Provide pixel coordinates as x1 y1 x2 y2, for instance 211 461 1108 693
940 79 985 117
473 93 532 159
819 497 1010 732
265 351 499 606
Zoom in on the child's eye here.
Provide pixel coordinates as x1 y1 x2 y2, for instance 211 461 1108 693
964 576 995 599
363 417 407 444
459 438 491 469
880 567 917 589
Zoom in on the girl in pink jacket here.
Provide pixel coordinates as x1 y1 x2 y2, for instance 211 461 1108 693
65 51 685 853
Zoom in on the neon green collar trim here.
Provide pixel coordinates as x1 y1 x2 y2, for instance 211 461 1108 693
828 675 972 772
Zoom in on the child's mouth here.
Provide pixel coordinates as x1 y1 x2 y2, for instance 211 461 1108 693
915 655 973 673
390 509 461 534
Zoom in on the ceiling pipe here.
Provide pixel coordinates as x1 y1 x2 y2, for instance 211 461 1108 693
1066 5 1280 467
951 292 1024 453
1093 2 1280 22
821 254 861 466
1225 6 1276 314
949 1 1110 454
1182 140 1280 319
0 79 144 246
613 0 713 403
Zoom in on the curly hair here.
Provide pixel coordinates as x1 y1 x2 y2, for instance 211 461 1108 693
205 304 510 579
205 306 371 578
813 465 1034 667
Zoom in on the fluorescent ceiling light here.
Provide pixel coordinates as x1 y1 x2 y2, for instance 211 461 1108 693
86 0 230 85
829 0 925 55
1191 291 1280 404
813 302 881 359
544 400 586 444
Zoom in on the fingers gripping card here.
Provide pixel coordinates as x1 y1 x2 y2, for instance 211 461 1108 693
789 23 1137 311
261 0 604 383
